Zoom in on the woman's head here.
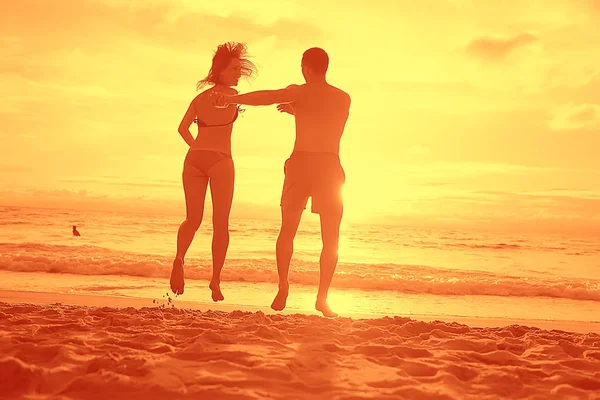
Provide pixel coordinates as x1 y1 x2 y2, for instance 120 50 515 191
197 42 257 90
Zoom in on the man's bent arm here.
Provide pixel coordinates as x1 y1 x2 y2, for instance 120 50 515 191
227 85 300 106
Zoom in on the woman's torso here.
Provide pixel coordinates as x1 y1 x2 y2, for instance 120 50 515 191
189 87 239 155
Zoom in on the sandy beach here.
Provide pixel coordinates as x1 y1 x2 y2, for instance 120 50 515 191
4 0 600 397
1 214 599 399
2 290 600 400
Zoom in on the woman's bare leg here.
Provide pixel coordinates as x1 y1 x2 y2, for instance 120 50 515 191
171 170 209 295
206 158 235 302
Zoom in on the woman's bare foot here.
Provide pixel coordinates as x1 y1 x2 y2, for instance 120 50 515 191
209 280 224 302
271 289 289 311
170 258 185 295
315 298 338 318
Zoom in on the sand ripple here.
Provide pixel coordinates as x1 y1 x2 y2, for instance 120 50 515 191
1 302 599 399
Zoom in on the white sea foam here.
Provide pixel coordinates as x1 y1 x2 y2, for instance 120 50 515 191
2 242 599 302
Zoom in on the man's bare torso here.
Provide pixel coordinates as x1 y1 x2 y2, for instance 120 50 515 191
290 83 351 155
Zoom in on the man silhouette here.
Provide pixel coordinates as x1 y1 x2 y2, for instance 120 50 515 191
214 48 351 317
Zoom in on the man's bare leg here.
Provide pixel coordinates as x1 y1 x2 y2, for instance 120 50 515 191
271 207 303 311
315 211 342 317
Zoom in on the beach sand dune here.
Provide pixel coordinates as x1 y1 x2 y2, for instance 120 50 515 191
1 301 599 400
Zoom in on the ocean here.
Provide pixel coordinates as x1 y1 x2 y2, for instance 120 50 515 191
1 205 599 325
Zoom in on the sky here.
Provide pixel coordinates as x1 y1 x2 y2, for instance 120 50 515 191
2 0 600 234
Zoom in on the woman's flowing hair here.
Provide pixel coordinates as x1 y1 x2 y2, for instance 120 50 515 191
196 42 257 90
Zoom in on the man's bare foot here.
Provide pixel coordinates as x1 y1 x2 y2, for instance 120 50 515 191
209 281 224 302
170 258 185 295
315 298 338 318
271 289 289 311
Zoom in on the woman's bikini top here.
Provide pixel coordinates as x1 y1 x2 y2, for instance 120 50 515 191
194 106 243 128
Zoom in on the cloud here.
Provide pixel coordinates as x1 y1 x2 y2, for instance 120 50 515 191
1 0 322 55
407 145 430 155
589 0 600 13
417 182 453 187
0 0 323 110
466 32 539 62
543 189 600 201
548 103 600 131
0 164 34 173
58 177 180 189
0 187 281 220
469 190 600 220
371 187 600 235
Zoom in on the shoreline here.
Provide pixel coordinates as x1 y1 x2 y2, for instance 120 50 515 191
2 289 598 334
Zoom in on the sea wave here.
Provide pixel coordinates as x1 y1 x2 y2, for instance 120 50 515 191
1 242 599 302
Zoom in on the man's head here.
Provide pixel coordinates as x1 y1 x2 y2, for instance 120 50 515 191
301 47 329 81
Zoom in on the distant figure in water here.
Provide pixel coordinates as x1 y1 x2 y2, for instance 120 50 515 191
212 48 351 317
170 42 257 301
72 226 81 237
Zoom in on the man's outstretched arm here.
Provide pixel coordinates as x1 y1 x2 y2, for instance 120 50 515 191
224 85 300 106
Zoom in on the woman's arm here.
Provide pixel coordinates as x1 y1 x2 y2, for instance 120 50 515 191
178 99 197 147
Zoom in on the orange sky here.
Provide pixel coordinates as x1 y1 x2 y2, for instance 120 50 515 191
2 0 599 234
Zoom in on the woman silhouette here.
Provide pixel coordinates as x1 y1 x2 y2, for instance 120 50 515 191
170 42 257 301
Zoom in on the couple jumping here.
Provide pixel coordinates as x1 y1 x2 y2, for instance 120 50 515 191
170 42 351 318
